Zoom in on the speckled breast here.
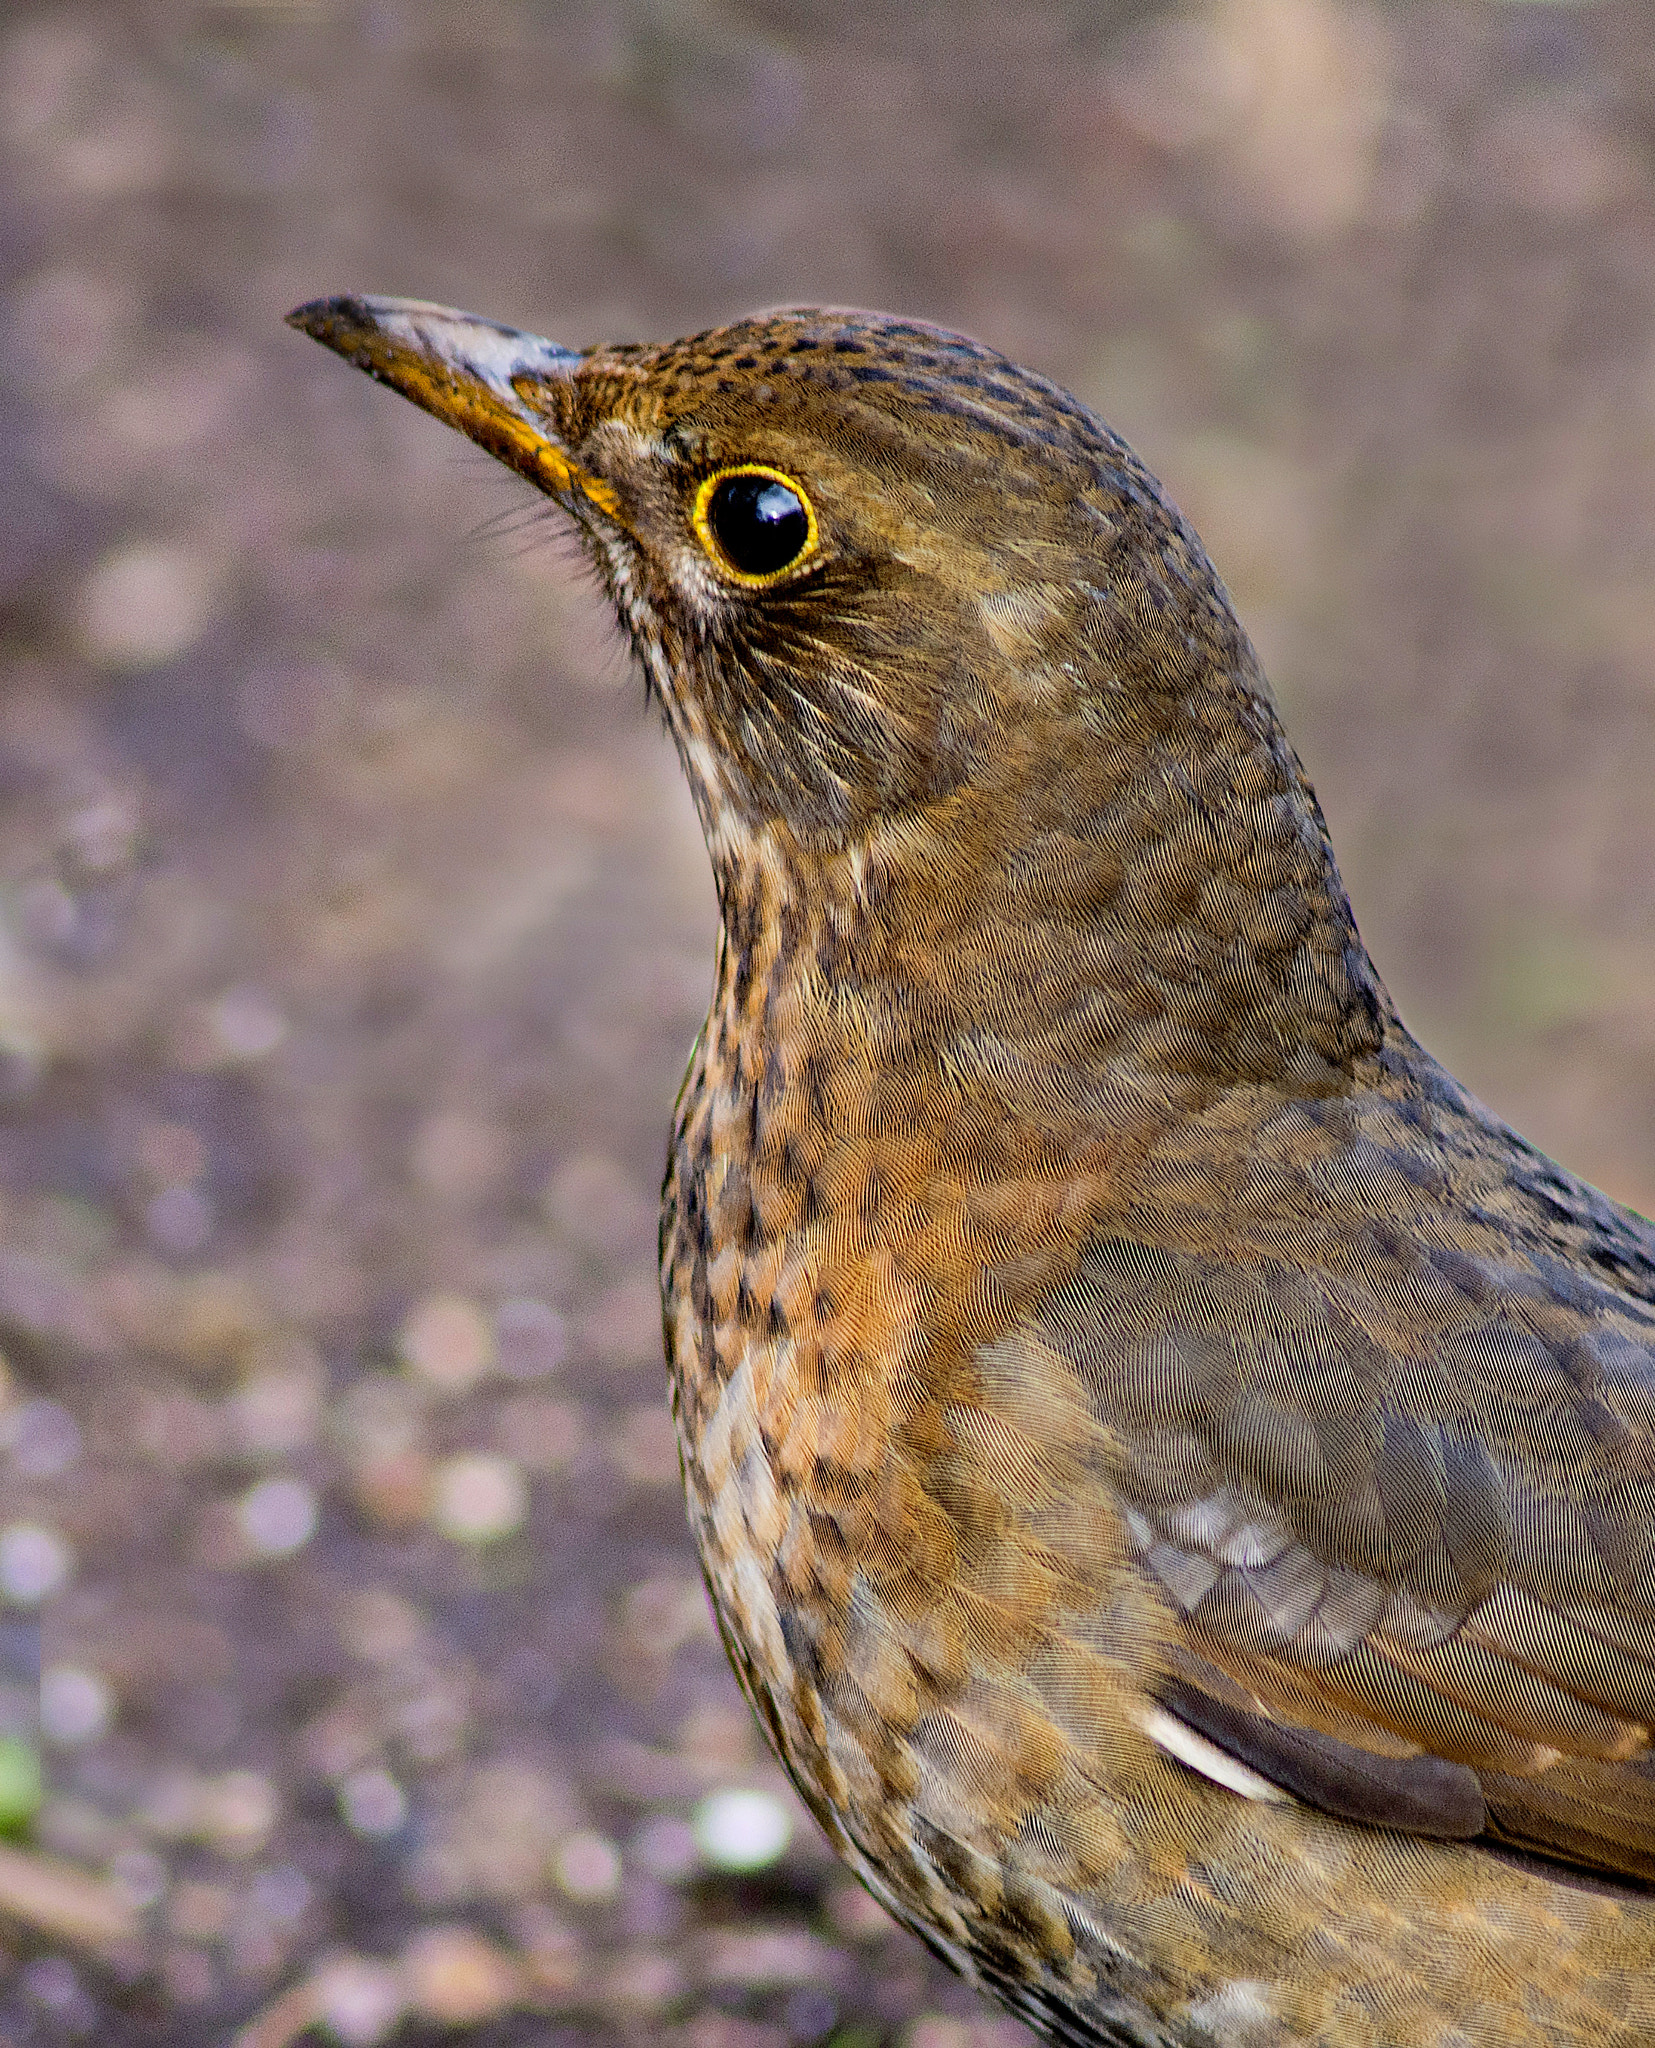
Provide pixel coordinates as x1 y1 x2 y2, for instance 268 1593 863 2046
651 890 1195 2034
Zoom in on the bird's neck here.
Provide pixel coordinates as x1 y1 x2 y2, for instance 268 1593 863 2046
707 721 1395 1115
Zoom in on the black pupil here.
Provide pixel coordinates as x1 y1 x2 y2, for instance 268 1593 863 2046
708 474 810 578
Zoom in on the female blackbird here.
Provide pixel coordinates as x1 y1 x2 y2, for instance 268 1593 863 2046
290 295 1655 2047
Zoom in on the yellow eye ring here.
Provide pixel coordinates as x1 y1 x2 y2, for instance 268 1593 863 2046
691 465 818 587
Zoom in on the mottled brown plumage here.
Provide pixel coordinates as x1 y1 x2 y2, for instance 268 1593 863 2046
291 293 1655 2046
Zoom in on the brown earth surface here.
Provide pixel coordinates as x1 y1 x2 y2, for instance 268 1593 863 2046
3 1 1655 2042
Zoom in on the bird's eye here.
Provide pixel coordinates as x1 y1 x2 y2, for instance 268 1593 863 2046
693 466 817 586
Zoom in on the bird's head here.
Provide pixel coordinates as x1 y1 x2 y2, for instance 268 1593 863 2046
290 297 1388 1081
288 298 1281 881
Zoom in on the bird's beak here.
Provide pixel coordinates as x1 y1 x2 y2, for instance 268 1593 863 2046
286 295 622 520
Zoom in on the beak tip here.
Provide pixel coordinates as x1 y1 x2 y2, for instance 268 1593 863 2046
286 295 372 352
282 292 608 511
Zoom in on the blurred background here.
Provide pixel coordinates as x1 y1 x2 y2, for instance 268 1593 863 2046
3 0 1655 2040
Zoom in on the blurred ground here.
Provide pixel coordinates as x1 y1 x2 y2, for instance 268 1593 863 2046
2 0 1655 2041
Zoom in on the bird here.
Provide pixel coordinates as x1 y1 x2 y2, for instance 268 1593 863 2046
289 293 1655 2047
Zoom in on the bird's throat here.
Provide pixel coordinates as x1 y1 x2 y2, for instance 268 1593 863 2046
699 722 1390 1134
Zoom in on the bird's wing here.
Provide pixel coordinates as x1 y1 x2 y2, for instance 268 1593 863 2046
1023 1052 1655 1881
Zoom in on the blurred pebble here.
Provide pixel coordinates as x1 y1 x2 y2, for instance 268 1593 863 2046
338 1766 407 1839
629 1813 699 1883
107 1846 169 1910
338 1373 422 1455
142 1268 266 1370
39 1665 113 1747
229 1914 288 1987
311 1952 405 2048
604 1947 684 2013
693 1789 792 1873
541 1152 653 1260
398 1293 494 1395
824 1878 892 1941
136 1119 206 1187
611 1401 681 1487
74 542 212 670
206 1770 278 1856
581 1273 662 1370
338 1374 430 1528
509 1901 583 1994
430 1452 527 1545
336 1587 425 1663
704 1927 842 1989
389 1679 470 1768
208 984 288 1061
403 1841 469 1909
146 1184 214 1254
495 1393 584 1473
229 1337 324 1457
103 339 253 460
0 1680 30 1741
402 1923 521 2025
904 2023 961 2048
350 1449 432 1530
622 1573 712 1655
169 1878 234 1942
494 1295 568 1378
301 1700 374 1784
17 873 78 953
161 1944 216 2006
237 1476 319 1558
785 1988 840 2041
35 1794 120 1862
139 1767 212 1840
409 1113 507 1203
553 1829 622 1903
192 1499 254 1571
6 265 131 394
677 1703 757 1770
338 1383 431 1513
0 1520 74 1603
428 1760 577 1904
21 1954 86 2022
4 1395 82 1477
247 1864 312 1929
906 2020 1009 2048
138 1388 224 1470
235 653 341 751
61 790 139 877
0 1734 43 1829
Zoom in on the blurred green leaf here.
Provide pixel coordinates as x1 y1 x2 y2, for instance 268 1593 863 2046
0 1738 43 1837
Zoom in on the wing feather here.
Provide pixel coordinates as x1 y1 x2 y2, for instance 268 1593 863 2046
1021 1059 1655 1880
